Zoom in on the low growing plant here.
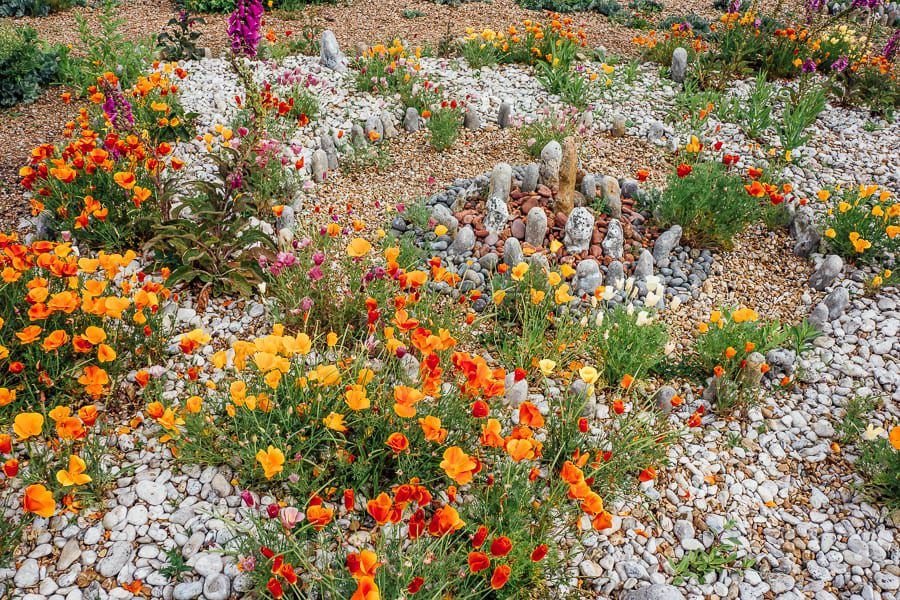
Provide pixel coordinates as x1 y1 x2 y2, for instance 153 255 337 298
0 25 63 109
820 185 899 266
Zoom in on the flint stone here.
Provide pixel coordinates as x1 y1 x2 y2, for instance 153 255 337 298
521 163 540 193
574 259 602 296
525 207 548 247
380 111 399 139
823 287 849 320
319 30 346 72
318 134 339 170
364 115 384 142
450 226 476 255
809 255 843 291
498 102 511 128
463 110 481 130
790 205 820 257
653 225 682 263
484 163 512 233
403 107 419 132
623 584 686 600
633 249 654 280
431 204 458 234
503 237 524 267
556 136 577 215
539 141 562 189
564 207 595 254
602 176 622 219
311 149 329 183
602 219 624 259
611 114 626 137
670 47 688 83
581 174 597 200
653 386 679 413
605 260 625 289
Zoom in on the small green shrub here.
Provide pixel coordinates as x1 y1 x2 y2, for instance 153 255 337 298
777 82 827 152
588 304 669 387
656 161 760 250
0 0 74 17
156 10 207 62
521 110 576 157
427 105 462 152
0 26 63 108
518 0 622 15
856 426 900 510
820 185 899 266
718 71 774 140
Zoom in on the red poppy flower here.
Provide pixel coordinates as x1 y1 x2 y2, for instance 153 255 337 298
531 544 549 561
490 565 511 590
468 551 491 573
490 536 513 557
676 164 693 178
473 525 488 548
407 577 424 594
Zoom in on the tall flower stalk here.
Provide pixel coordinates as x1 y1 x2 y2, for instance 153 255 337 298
228 0 264 58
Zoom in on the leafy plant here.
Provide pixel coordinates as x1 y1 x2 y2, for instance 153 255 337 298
0 25 62 108
402 8 425 17
719 71 774 140
588 304 669 387
160 546 192 581
655 161 760 250
669 520 755 585
157 10 207 61
777 82 827 152
856 432 900 510
147 149 276 297
521 109 576 157
0 0 74 17
835 395 879 445
426 105 462 151
820 185 899 266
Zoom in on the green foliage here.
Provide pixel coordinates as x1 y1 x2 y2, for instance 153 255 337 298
656 161 760 250
829 59 900 119
535 62 597 109
777 82 827 152
458 35 499 69
402 8 425 17
521 110 575 158
178 0 336 11
587 305 669 387
0 0 74 17
669 520 756 585
719 71 774 140
835 395 879 445
427 106 462 152
517 0 622 14
857 434 900 510
157 10 207 61
820 186 899 266
784 318 820 357
692 308 786 376
147 148 276 297
160 546 192 582
59 1 154 93
0 25 63 109
260 27 321 60
340 138 394 175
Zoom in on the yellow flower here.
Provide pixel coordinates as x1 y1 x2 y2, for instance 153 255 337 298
559 264 575 278
255 446 285 479
731 307 759 323
511 262 529 281
547 272 561 286
530 289 546 304
538 359 556 376
579 366 599 385
327 332 338 347
434 225 448 236
838 202 851 213
56 455 92 486
825 228 836 238
555 284 573 304
817 190 830 202
323 412 348 432
347 238 372 257
493 290 506 305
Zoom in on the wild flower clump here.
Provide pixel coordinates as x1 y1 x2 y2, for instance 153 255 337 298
633 23 709 65
855 423 900 509
143 239 674 598
20 66 192 249
459 14 588 68
820 185 899 266
0 234 171 417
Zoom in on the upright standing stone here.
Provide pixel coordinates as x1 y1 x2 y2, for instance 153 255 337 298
539 141 562 189
574 259 602 297
450 226 476 255
605 260 625 289
563 207 595 254
809 255 844 291
311 149 329 183
319 134 339 170
380 111 399 139
463 110 481 130
581 174 597 201
525 207 548 247
521 163 540 193
555 136 577 215
653 225 682 263
633 249 654 280
498 102 511 128
364 115 384 142
670 47 688 83
484 163 512 233
602 220 624 259
350 124 366 147
790 205 821 257
601 176 622 219
403 107 420 132
503 237 524 266
319 30 346 72
611 114 626 137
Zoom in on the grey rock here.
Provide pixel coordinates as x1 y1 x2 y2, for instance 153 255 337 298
503 237 524 267
319 30 346 72
601 219 624 259
97 541 132 578
310 149 329 183
670 47 688 83
564 207 595 254
740 352 766 388
319 133 339 170
504 372 528 408
521 163 540 193
605 261 625 289
633 249 654 280
653 225 682 263
364 115 384 143
431 204 458 234
653 386 679 413
403 107 419 132
581 174 597 200
808 303 829 327
450 226 476 255
765 348 797 378
479 252 499 271
525 207 548 247
463 110 481 130
574 259 602 297
484 163 512 233
173 581 203 600
135 480 166 505
380 111 399 139
790 205 820 257
497 102 511 128
194 553 223 577
349 124 366 147
823 287 849 320
539 141 562 189
57 539 81 571
809 255 844 291
202 574 230 600
15 558 40 588
601 176 622 219
611 113 626 137
621 178 640 199
648 121 665 144
622 584 685 600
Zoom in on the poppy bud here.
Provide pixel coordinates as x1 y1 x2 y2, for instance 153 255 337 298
267 503 279 518
578 418 588 433
240 490 255 507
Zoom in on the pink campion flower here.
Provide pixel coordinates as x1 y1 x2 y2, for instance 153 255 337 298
240 489 255 507
266 503 279 518
308 266 324 281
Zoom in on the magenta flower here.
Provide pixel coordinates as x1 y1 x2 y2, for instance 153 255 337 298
228 0 264 58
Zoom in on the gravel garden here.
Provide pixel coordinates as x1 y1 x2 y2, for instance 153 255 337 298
0 0 899 599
